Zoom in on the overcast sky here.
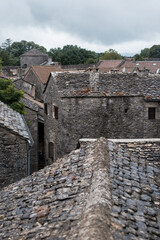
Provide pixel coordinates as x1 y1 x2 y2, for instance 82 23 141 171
0 0 160 56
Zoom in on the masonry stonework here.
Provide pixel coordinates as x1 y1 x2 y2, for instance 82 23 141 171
0 138 159 239
0 127 28 189
24 69 44 101
108 139 160 239
44 72 160 162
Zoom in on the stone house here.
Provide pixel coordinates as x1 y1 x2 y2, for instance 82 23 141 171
44 72 160 163
20 48 49 68
22 65 60 101
0 101 33 189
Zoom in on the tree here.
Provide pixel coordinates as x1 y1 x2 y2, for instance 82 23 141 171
0 39 47 66
134 54 144 61
0 58 2 72
140 48 150 58
0 78 25 114
99 49 122 60
149 45 160 58
1 38 12 55
0 48 14 66
48 45 98 65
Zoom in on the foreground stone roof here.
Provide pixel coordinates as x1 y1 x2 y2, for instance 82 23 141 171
0 101 30 140
0 138 159 240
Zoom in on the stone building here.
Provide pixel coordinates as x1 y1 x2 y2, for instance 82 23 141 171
20 48 49 68
14 78 45 173
44 72 160 163
0 101 33 189
0 137 159 240
22 94 44 173
22 65 61 101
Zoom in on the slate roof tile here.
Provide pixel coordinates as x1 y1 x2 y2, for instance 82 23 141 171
0 101 30 140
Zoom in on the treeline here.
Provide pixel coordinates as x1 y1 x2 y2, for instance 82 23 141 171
135 45 160 60
0 38 160 66
0 39 47 66
0 39 122 66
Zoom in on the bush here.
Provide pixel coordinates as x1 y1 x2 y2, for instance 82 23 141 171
0 78 25 114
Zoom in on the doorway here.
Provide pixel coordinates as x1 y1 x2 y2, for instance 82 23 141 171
38 121 45 169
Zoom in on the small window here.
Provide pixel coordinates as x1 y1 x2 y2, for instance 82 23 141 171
148 107 156 120
44 103 48 115
48 142 54 160
53 105 58 119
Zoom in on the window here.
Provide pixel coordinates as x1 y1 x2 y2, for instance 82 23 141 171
48 142 54 160
148 107 156 120
124 108 128 113
53 105 58 119
44 103 48 115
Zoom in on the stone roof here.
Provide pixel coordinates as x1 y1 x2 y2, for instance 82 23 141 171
21 48 48 57
0 101 30 140
47 72 160 99
0 137 159 239
24 93 44 109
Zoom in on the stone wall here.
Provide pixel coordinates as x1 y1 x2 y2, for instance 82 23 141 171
14 79 35 98
44 72 160 161
45 93 159 160
24 69 44 101
59 96 145 156
24 107 38 173
108 138 160 240
0 127 28 189
20 55 48 68
23 97 44 173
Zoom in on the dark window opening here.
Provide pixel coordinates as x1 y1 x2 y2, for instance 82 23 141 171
148 107 156 120
44 103 48 115
54 106 58 119
23 64 27 68
49 142 54 160
38 122 45 170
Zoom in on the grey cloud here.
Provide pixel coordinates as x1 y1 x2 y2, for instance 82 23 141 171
0 0 160 46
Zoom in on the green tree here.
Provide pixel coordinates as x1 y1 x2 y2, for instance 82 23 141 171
0 48 14 65
134 54 144 61
1 38 12 55
0 58 2 72
99 49 122 60
149 45 160 58
0 39 47 66
0 78 25 114
140 48 150 58
48 45 98 65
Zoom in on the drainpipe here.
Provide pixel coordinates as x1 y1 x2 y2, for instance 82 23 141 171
27 140 33 176
22 115 34 176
